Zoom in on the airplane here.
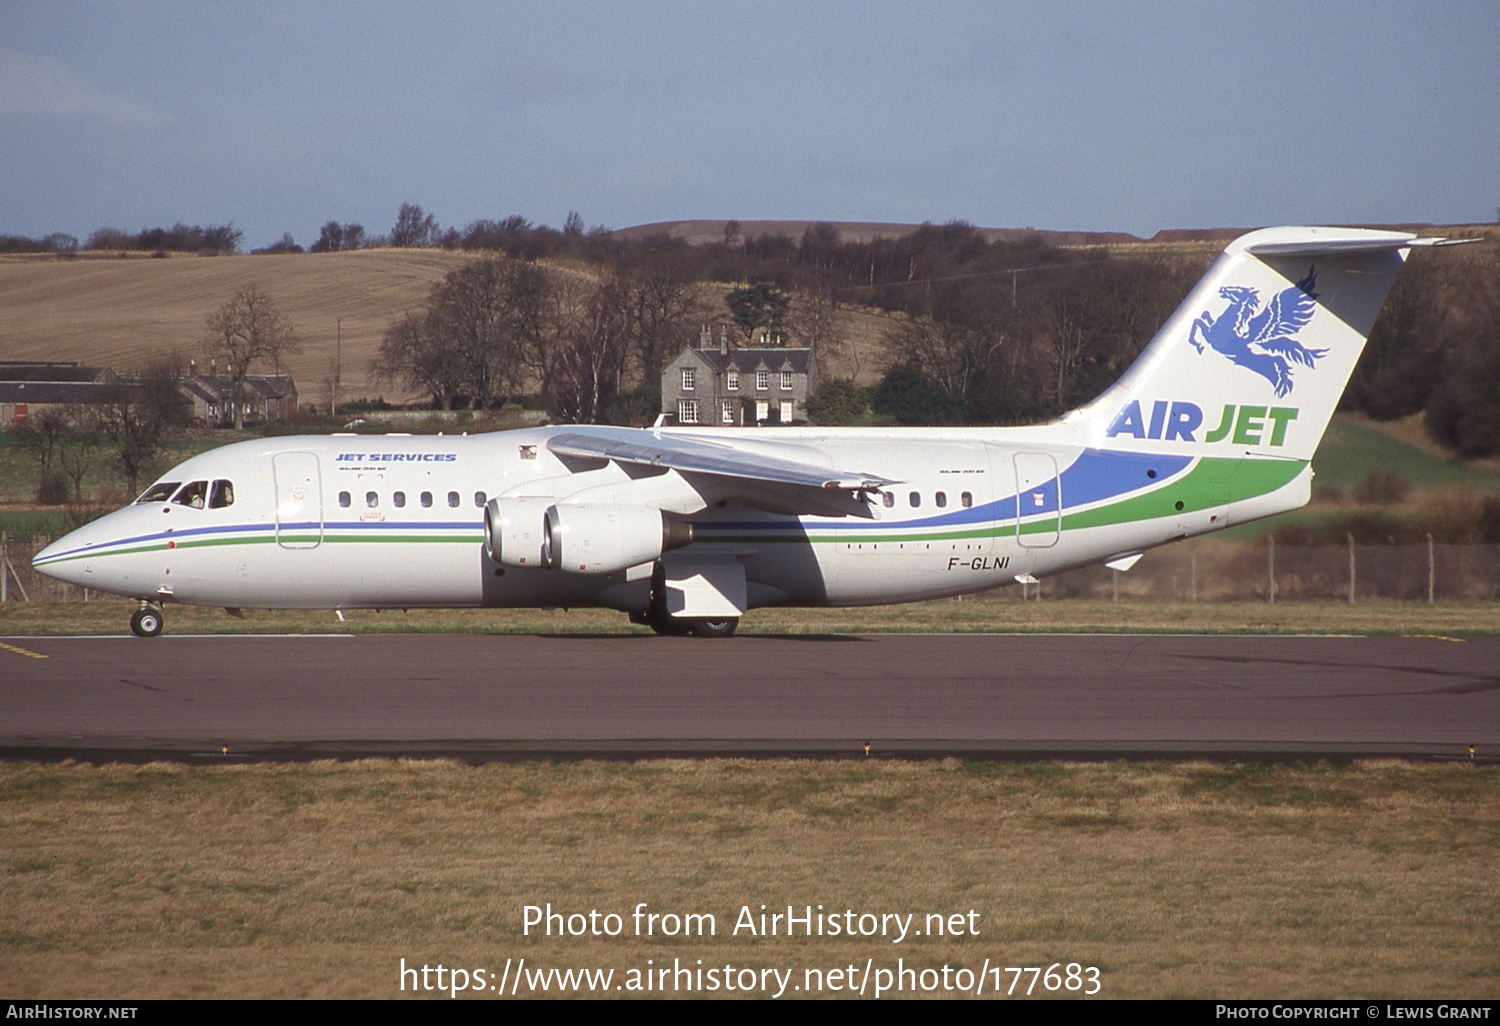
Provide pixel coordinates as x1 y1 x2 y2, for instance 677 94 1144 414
32 226 1469 638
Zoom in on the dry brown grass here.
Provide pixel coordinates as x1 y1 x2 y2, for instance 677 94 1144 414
0 250 474 400
1 759 1495 998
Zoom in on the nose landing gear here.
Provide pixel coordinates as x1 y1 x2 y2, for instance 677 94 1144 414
130 604 164 638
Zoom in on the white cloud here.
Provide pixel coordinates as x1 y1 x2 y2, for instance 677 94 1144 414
0 48 169 127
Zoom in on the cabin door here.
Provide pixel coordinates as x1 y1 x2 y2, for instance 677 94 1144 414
272 451 323 549
1013 452 1060 548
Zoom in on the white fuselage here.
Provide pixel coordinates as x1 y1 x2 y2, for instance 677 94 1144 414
32 424 1308 614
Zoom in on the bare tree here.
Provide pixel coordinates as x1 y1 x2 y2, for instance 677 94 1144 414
627 267 706 383
204 285 300 429
880 315 1002 406
542 277 632 423
55 405 102 502
390 203 440 248
373 310 467 410
310 221 366 253
373 258 553 409
13 407 72 502
94 359 191 496
789 284 848 377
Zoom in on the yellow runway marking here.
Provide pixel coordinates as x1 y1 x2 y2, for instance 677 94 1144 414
1401 634 1465 643
0 641 47 659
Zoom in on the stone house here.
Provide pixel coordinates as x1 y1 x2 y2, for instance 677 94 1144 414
660 347 816 427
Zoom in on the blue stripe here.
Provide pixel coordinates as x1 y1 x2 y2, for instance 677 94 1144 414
38 518 482 562
696 448 1193 535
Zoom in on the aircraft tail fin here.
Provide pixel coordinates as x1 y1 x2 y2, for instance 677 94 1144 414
1069 227 1465 463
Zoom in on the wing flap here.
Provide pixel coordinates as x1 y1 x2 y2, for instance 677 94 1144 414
548 431 897 492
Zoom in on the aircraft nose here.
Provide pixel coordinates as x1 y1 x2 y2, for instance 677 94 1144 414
31 519 111 587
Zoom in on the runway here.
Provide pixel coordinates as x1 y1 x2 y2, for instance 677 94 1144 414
2 632 1496 761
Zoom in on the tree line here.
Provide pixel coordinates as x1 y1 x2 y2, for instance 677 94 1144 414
6 202 1496 455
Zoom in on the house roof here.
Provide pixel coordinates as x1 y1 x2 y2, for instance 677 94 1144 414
0 363 116 384
0 381 132 404
166 374 297 402
683 347 813 374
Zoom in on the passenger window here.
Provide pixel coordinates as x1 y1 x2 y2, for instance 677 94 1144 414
935 492 947 508
882 492 895 508
393 492 406 508
961 491 973 508
208 480 235 509
909 492 921 508
171 481 208 509
366 491 378 508
338 491 351 508
420 491 433 508
447 491 460 508
474 491 487 507
137 481 179 504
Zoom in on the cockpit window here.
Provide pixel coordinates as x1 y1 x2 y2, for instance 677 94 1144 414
171 481 208 509
209 480 235 509
137 481 180 504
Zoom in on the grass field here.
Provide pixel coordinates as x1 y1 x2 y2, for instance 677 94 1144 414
2 598 1498 637
1 759 1495 999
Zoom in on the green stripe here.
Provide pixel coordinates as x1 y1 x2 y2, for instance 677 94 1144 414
1053 456 1305 533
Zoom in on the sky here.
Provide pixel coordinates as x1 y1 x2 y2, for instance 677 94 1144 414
2 1 1497 248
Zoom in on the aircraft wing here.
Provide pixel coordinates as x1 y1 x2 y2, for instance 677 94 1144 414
547 431 898 492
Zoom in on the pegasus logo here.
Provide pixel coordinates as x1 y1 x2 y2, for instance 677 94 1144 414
1189 268 1326 397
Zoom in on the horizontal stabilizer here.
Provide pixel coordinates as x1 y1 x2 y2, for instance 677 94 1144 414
1246 235 1473 257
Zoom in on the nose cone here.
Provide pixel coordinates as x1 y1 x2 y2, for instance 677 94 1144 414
32 526 96 587
31 509 138 588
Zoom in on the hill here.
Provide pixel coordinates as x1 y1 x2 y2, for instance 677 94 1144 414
613 218 1141 247
0 249 475 403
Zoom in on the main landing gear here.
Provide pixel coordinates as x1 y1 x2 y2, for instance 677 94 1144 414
130 603 164 638
628 611 740 638
631 568 740 638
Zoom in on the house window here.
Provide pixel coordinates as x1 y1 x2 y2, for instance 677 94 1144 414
756 370 769 390
780 371 793 390
721 399 735 424
726 371 739 391
678 399 699 424
681 368 695 391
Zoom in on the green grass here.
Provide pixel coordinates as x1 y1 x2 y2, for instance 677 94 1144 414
2 599 1498 637
1313 417 1500 496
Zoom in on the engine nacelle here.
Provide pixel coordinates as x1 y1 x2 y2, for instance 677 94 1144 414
544 503 694 574
484 497 554 567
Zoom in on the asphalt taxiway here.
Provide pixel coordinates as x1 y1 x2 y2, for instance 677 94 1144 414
2 633 1496 761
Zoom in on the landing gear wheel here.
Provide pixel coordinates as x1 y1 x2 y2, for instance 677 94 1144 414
688 617 739 639
130 607 164 638
648 612 685 636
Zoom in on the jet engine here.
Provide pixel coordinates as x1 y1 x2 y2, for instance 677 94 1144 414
544 503 694 574
484 496 553 567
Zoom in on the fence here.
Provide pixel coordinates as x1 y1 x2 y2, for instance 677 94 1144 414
3 532 1498 606
1015 539 1500 603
